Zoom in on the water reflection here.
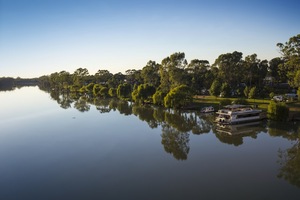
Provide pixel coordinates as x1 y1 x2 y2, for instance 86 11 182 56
214 121 267 146
44 89 300 189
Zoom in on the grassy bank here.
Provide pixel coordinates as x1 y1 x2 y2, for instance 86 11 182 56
193 96 271 110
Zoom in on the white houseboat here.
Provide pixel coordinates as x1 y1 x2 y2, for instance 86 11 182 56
215 104 263 125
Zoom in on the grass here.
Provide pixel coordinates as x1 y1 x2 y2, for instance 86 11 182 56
192 95 300 120
194 95 273 110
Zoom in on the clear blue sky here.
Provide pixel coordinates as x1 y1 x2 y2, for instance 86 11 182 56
0 0 299 78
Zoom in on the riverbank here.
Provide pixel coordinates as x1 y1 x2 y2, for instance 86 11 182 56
193 95 300 121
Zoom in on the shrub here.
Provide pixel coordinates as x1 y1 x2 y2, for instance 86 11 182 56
267 102 289 121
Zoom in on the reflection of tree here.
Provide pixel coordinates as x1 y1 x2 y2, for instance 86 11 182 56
278 141 300 188
161 124 190 160
164 111 195 132
94 99 111 113
132 105 159 129
116 101 132 115
59 93 73 109
191 113 212 135
273 122 300 188
73 97 90 112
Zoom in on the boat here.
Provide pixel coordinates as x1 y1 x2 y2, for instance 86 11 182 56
215 104 263 125
200 106 215 113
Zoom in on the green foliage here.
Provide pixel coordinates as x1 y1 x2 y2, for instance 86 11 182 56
132 84 156 103
117 83 132 100
269 92 275 99
209 80 221 97
267 102 289 121
153 90 166 105
220 82 231 97
277 34 300 87
244 86 250 98
248 86 257 99
93 84 102 96
99 87 109 97
164 85 192 109
298 87 300 101
86 83 95 93
108 88 117 97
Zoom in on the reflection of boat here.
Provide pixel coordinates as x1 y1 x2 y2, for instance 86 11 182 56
215 104 263 125
200 106 215 113
216 121 263 136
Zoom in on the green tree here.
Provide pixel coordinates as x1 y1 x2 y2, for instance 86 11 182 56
185 59 210 94
132 84 156 103
209 80 221 97
159 52 188 93
73 68 89 87
95 69 113 84
164 85 192 109
153 90 166 106
268 57 286 84
267 102 289 121
108 88 117 97
141 60 160 87
277 34 300 87
220 82 231 97
213 51 244 89
248 86 257 99
117 83 132 100
244 86 250 98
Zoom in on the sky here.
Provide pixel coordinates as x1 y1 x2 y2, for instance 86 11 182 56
0 0 299 78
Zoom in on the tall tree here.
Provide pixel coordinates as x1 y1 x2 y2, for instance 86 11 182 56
141 60 160 87
277 34 300 87
159 52 188 93
186 59 210 94
213 51 244 89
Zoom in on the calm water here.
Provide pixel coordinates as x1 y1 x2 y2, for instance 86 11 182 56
0 86 299 200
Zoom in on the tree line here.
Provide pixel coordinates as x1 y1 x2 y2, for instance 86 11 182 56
37 34 300 108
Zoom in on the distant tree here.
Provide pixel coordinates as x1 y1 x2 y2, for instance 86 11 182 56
95 69 113 84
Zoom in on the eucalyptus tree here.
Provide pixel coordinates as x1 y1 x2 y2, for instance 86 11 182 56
107 72 125 88
72 68 89 87
159 52 188 93
141 60 161 87
95 69 113 84
213 51 244 90
277 34 300 87
131 83 156 103
186 59 210 94
268 57 286 84
244 54 260 88
125 69 143 85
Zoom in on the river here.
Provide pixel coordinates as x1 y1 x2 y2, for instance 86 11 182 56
0 86 299 200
